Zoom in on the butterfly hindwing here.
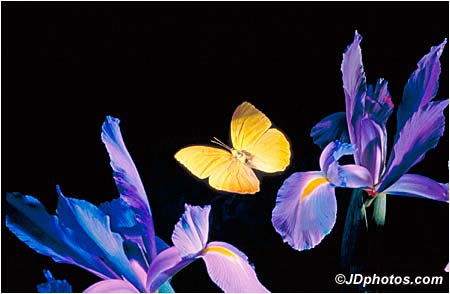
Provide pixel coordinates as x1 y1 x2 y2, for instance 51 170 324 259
209 158 260 194
245 128 291 173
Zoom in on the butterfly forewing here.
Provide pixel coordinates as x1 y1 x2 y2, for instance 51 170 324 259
174 146 232 179
230 102 271 150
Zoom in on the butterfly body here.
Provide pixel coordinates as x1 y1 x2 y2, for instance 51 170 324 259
175 102 291 194
231 149 253 165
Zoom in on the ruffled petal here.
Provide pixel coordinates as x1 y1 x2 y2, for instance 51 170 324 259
200 241 269 293
83 279 139 293
146 246 194 293
172 204 210 258
272 172 337 251
341 31 367 160
383 174 448 202
365 78 394 126
397 39 447 132
319 140 356 174
101 116 157 259
379 100 449 191
310 112 349 149
37 270 72 293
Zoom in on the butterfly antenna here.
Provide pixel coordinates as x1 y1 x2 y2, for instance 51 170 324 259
211 137 232 151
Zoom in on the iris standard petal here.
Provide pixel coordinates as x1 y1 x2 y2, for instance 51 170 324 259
341 31 367 159
146 246 194 293
383 174 449 202
379 100 449 192
101 116 157 259
37 270 72 293
310 112 350 149
83 279 139 293
358 118 385 183
200 241 269 293
172 204 210 258
272 172 337 251
397 39 447 132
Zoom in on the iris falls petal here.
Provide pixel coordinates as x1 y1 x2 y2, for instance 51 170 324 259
272 172 337 250
83 279 139 293
383 174 449 202
201 241 269 293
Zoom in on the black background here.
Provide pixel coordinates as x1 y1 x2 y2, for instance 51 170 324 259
2 2 449 292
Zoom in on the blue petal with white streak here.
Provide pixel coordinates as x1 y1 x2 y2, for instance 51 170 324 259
101 116 157 259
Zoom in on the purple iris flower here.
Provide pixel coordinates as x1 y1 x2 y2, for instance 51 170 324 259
272 140 373 250
146 204 269 293
6 116 268 293
273 31 449 251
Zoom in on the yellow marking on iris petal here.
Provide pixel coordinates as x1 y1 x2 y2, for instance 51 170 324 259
202 246 237 260
301 177 328 201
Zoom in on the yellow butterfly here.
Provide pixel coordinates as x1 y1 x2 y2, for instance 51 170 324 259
175 101 291 194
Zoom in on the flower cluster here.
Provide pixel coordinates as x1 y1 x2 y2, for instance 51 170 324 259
5 32 448 293
272 31 448 251
6 117 268 293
